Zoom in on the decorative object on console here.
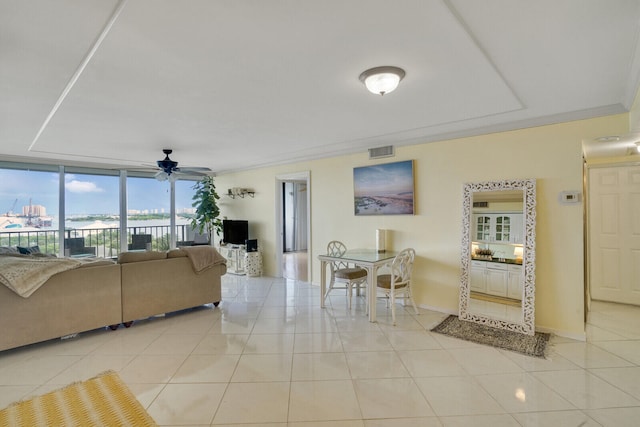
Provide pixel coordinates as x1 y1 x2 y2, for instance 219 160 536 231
376 229 386 253
473 248 494 260
514 246 524 262
245 239 258 252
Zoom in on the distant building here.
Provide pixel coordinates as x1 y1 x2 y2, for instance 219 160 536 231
22 204 46 216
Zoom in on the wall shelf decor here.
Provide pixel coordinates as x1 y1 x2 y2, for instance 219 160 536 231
227 188 255 199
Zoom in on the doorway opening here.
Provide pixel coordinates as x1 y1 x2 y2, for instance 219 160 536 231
275 172 311 281
282 181 308 280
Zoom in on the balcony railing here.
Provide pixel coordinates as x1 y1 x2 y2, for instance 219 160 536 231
0 224 200 258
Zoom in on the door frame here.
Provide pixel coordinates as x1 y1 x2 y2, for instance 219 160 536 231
275 171 311 281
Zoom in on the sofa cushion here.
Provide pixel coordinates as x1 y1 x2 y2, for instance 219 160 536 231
118 251 167 264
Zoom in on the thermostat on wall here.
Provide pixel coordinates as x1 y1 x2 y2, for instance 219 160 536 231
559 191 581 204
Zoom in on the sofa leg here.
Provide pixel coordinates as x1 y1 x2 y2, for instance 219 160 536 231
213 301 220 307
123 321 134 328
108 324 119 330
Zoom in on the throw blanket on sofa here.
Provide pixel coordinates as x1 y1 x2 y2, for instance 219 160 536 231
0 256 114 298
179 246 227 273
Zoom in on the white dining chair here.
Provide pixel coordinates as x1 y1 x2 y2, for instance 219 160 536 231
376 248 418 325
324 240 368 309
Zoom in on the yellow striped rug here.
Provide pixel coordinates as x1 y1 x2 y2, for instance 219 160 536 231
0 371 157 426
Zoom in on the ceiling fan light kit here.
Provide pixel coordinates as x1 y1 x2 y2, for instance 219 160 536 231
150 149 211 181
154 170 178 182
157 149 179 175
359 66 405 96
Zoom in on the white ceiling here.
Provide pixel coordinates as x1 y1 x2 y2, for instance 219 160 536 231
2 0 640 174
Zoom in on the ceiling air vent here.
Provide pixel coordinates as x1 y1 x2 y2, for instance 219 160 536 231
473 201 489 208
368 145 394 159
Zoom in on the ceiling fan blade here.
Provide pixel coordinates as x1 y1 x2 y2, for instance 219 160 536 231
178 166 212 172
175 169 210 177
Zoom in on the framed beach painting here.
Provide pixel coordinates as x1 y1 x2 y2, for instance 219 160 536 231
353 160 414 215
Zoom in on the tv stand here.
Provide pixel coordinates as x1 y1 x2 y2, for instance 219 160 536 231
219 245 246 275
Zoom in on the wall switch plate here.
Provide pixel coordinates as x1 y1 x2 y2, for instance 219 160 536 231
559 191 581 204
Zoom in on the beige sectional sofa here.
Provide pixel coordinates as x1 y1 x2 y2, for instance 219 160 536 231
0 248 226 352
119 249 225 324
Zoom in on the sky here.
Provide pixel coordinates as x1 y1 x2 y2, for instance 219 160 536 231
353 160 414 197
0 169 199 216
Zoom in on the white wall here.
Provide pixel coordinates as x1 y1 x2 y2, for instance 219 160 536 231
214 113 629 337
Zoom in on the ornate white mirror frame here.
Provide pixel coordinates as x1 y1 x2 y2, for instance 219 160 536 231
459 178 537 335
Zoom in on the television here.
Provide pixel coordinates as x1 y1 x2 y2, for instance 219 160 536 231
223 220 249 245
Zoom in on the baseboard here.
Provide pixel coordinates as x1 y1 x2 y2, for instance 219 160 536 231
417 303 458 316
535 326 586 342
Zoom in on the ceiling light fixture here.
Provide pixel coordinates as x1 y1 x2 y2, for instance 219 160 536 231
359 66 405 96
595 135 620 143
157 149 178 175
636 142 640 153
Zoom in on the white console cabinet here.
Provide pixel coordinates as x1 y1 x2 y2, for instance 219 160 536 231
507 264 523 300
471 260 508 296
219 246 246 275
470 260 488 293
470 260 523 300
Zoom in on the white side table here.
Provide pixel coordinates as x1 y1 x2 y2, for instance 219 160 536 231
245 251 262 277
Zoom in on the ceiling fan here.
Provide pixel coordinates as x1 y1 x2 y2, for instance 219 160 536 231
152 149 211 181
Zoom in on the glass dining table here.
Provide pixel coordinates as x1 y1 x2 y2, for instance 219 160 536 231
318 249 398 322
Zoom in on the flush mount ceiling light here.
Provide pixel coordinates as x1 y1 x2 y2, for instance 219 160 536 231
359 66 405 96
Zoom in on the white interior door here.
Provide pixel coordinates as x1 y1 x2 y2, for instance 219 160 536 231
588 164 640 305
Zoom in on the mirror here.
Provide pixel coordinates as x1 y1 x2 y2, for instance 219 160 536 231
459 179 536 335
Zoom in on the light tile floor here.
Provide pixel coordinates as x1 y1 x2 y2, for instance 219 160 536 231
1 277 639 426
283 251 307 281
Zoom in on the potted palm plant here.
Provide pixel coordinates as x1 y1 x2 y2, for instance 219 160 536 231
191 176 223 244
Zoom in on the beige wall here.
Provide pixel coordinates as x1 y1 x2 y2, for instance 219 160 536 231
214 114 628 338
629 84 640 133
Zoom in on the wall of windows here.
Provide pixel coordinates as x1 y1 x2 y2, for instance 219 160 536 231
0 161 198 257
0 163 59 252
126 176 201 250
65 169 120 257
